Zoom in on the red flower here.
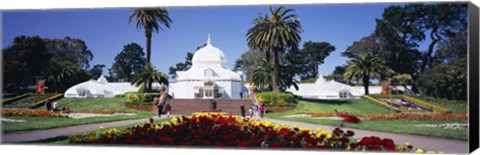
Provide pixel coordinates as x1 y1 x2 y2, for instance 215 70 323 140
271 141 284 147
382 138 396 151
345 130 355 137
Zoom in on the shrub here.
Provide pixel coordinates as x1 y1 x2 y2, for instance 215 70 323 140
114 94 125 98
256 92 296 106
137 84 146 93
126 92 159 104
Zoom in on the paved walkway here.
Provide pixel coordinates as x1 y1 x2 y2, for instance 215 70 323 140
1 116 469 154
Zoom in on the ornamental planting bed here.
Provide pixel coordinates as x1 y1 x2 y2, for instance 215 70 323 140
291 112 468 121
68 112 431 153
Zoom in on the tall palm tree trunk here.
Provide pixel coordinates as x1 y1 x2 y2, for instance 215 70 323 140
272 49 281 92
363 76 370 95
145 28 152 64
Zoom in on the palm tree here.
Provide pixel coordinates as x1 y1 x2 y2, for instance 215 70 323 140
246 6 302 92
131 63 169 92
129 8 172 64
251 60 299 92
42 61 76 93
344 53 394 95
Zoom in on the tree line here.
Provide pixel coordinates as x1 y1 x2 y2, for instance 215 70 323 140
232 3 467 100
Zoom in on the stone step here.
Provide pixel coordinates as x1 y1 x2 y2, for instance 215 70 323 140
164 99 254 115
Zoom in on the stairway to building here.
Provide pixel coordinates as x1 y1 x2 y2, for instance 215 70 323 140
165 99 253 115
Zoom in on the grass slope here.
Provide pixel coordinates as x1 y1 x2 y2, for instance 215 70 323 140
3 98 154 133
283 98 393 115
266 98 468 141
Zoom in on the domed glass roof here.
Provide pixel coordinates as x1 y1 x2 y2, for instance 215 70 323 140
191 35 227 67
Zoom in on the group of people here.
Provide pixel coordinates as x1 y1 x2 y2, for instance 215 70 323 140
45 99 59 111
239 88 266 119
44 99 71 113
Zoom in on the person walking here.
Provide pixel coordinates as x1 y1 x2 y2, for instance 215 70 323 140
250 87 260 118
240 103 246 117
156 86 168 118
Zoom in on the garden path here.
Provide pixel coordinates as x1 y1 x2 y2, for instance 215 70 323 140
1 115 469 153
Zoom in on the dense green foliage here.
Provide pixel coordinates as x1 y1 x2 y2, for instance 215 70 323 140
256 92 296 105
3 36 94 93
344 53 394 95
125 92 159 104
341 3 467 100
130 63 169 92
246 6 302 92
108 43 146 82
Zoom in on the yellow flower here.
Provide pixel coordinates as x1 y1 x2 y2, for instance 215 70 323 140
326 133 333 139
405 142 411 146
415 149 424 153
99 126 104 130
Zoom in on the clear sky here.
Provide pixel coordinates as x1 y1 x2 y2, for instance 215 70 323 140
2 3 429 77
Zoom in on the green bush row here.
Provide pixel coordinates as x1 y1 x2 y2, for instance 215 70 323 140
125 92 159 104
362 95 401 112
255 92 296 106
363 95 451 113
2 93 32 105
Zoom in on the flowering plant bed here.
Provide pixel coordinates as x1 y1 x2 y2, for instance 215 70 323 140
296 112 468 121
1 109 63 117
68 112 427 152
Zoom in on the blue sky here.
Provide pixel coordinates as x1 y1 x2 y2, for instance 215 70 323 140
2 3 429 77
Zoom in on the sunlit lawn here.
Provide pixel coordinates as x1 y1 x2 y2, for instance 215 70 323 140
3 98 154 133
266 99 468 141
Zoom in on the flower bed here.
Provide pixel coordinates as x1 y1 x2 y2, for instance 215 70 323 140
1 109 63 117
68 112 427 152
293 112 468 121
363 113 468 120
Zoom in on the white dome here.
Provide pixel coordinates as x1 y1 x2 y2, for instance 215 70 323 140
191 35 227 67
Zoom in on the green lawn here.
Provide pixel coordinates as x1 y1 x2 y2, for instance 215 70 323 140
3 98 154 133
287 98 393 114
26 118 172 144
37 98 145 113
266 99 468 141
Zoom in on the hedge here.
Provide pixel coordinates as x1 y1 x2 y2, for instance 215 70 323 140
29 93 64 109
363 95 451 113
255 92 296 106
362 95 401 112
2 93 32 105
125 92 159 104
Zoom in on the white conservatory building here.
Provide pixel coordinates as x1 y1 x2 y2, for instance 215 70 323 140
64 75 139 98
168 35 244 99
286 75 411 99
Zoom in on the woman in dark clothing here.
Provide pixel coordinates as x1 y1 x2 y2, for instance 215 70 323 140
240 104 246 117
157 86 168 117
